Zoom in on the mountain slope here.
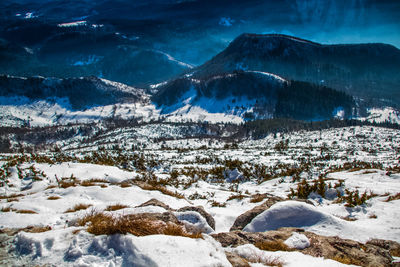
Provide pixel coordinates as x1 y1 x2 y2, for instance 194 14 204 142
0 75 147 110
193 34 400 106
153 70 355 121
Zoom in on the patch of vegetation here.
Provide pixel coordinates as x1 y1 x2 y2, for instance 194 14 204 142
15 209 38 214
384 192 400 202
64 203 93 213
255 240 293 252
336 189 376 207
209 200 226 207
47 196 61 200
77 211 202 238
105 204 129 211
288 176 333 199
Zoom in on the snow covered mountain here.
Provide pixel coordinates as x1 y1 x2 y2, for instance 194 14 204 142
153 70 355 121
193 34 400 106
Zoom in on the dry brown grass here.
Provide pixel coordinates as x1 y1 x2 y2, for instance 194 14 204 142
255 240 293 252
250 194 265 203
105 204 129 211
81 179 109 187
138 183 185 199
209 200 226 207
246 254 284 267
64 203 93 213
1 206 13 212
47 196 61 200
45 185 57 190
330 254 363 266
339 216 358 221
15 209 38 214
23 225 52 233
0 193 24 200
227 194 246 201
77 211 202 238
7 198 19 202
59 180 78 188
385 192 400 202
119 182 132 188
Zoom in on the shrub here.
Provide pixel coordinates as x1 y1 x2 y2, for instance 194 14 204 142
288 176 329 199
47 196 61 200
336 189 375 207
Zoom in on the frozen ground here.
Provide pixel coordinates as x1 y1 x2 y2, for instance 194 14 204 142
1 126 400 266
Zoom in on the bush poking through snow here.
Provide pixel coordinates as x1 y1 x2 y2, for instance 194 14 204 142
77 211 203 238
335 189 375 207
288 176 331 199
64 203 93 213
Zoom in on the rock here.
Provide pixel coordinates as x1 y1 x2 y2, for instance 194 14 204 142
225 252 251 267
136 198 173 211
230 195 283 231
177 206 215 230
367 239 400 257
212 228 397 267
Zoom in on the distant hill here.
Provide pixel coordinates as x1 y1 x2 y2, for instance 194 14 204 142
193 34 400 106
0 75 147 110
153 70 355 121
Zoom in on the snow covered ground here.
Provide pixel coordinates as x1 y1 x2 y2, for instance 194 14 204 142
1 125 400 266
0 94 398 127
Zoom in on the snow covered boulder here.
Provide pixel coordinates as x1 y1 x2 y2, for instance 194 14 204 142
230 195 283 231
177 205 216 230
174 210 214 234
283 232 310 250
243 201 331 232
213 229 398 267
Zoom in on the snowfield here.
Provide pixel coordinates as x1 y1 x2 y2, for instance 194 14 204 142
1 125 400 266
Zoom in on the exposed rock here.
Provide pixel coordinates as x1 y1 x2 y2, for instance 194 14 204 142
177 206 216 230
136 198 173 211
229 195 284 231
225 252 251 267
212 228 398 267
367 239 400 257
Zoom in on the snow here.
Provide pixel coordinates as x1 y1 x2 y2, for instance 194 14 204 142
14 230 231 267
243 201 373 242
361 107 400 124
174 210 214 234
284 232 310 249
1 125 400 265
58 21 87 27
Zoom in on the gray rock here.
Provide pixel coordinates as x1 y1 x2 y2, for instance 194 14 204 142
177 206 215 230
230 195 283 231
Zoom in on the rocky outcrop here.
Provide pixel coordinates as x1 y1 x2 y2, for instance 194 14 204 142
230 195 284 231
213 228 399 267
135 199 216 232
224 252 251 267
